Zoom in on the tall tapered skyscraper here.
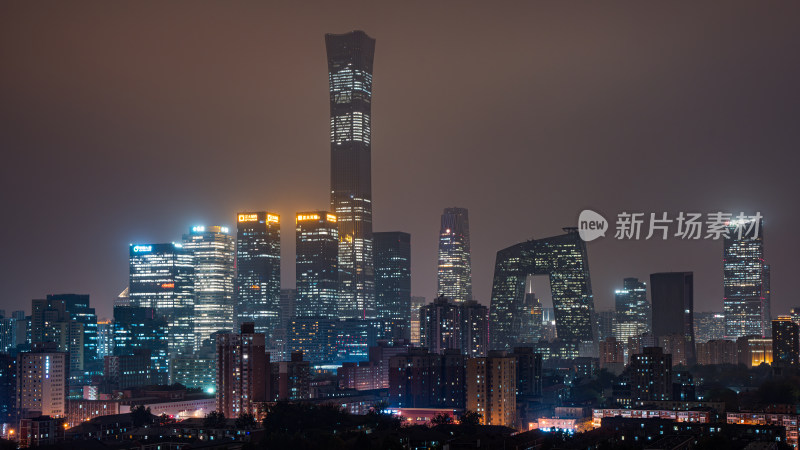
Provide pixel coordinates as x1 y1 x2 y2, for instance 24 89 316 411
326 30 376 319
437 207 472 303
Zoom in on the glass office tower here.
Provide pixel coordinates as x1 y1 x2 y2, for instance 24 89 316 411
183 226 235 350
437 207 472 303
128 243 194 354
374 231 411 322
295 212 339 318
235 212 281 343
724 219 769 338
326 30 377 319
489 229 595 356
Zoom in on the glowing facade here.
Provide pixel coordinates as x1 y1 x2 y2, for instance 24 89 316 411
326 30 376 319
437 207 472 303
128 243 194 354
295 212 339 318
489 229 596 355
235 212 281 344
615 278 650 334
183 226 235 350
724 219 770 338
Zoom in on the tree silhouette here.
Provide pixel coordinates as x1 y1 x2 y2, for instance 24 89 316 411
131 405 152 427
459 410 482 426
431 413 453 426
236 412 257 430
204 410 227 428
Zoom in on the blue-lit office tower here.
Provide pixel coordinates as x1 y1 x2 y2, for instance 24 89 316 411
724 219 769 338
437 208 473 303
374 232 411 323
235 212 281 343
295 212 339 318
650 272 696 366
489 229 596 356
128 243 195 354
327 30 377 319
113 306 170 385
183 226 235 350
29 294 99 382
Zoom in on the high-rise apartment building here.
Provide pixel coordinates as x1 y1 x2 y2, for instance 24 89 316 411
129 243 194 354
466 351 517 427
327 30 377 320
17 350 69 418
772 316 799 367
626 347 672 404
374 231 411 323
650 272 696 366
419 296 488 357
295 212 339 318
437 207 472 303
235 212 281 342
216 323 270 418
183 226 235 350
724 219 769 338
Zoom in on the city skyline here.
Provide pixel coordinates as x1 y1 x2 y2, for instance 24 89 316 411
2 3 800 322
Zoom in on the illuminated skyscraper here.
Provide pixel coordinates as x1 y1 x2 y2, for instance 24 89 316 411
615 278 650 330
650 272 696 366
235 212 281 343
295 212 339 318
128 243 194 354
326 30 376 319
437 207 472 303
489 229 596 355
724 218 769 338
374 231 411 322
183 226 235 350
409 296 426 346
112 306 169 385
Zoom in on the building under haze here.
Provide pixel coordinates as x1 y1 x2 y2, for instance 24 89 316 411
327 30 377 320
182 225 235 350
128 243 195 355
295 212 339 319
489 229 596 356
235 212 281 344
373 231 411 323
694 312 726 343
724 219 770 339
437 207 472 303
650 272 696 366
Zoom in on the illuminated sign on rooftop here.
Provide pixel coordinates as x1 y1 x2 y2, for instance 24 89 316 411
267 214 280 223
132 245 152 253
238 213 259 222
297 214 320 222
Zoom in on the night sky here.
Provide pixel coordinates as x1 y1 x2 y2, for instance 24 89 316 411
2 2 799 320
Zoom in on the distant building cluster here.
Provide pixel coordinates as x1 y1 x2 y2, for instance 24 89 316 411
1 29 797 450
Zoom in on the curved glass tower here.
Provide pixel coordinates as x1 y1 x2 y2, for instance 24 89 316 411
489 229 596 356
326 30 376 319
